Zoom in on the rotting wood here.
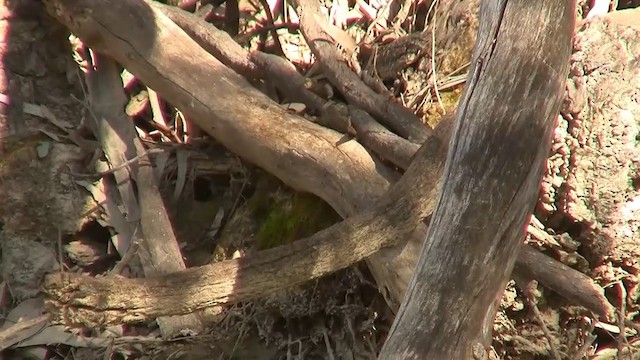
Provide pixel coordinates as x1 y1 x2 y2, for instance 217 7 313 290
379 0 576 358
40 0 615 330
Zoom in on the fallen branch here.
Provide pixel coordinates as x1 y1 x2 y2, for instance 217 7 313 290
349 106 420 170
250 46 416 169
153 1 261 81
41 0 616 331
43 138 447 325
249 51 326 112
158 3 425 161
514 245 615 322
133 1 452 305
86 53 204 336
42 0 407 315
293 0 431 143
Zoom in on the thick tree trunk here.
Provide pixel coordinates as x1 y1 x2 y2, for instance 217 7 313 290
379 0 576 358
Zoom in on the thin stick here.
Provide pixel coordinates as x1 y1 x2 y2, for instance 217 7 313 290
109 225 141 276
256 0 285 56
523 281 563 360
68 148 165 179
430 0 445 113
616 281 630 359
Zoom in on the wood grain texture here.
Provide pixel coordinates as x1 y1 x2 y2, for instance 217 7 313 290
40 0 608 337
43 138 447 326
378 0 576 358
40 0 422 324
86 54 204 336
42 0 398 217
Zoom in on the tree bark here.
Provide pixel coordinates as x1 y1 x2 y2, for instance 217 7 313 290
379 0 576 358
40 0 411 313
40 0 613 334
43 139 446 325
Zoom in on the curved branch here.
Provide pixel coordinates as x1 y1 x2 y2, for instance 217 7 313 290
43 138 446 326
41 0 614 332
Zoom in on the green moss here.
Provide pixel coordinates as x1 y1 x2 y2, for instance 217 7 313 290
248 190 275 222
438 91 461 113
425 89 463 129
254 192 340 250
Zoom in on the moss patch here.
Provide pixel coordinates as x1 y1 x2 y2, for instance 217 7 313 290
424 89 464 129
253 192 340 250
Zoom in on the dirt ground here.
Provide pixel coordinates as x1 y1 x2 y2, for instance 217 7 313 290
1 0 640 359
